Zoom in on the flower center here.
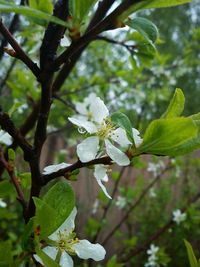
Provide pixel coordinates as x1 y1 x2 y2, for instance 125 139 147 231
97 119 115 139
57 230 79 255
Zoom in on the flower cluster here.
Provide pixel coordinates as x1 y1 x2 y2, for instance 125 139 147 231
147 161 165 177
145 244 160 267
172 209 187 225
34 207 106 267
68 93 142 198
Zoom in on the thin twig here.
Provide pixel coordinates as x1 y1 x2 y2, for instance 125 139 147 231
121 191 200 262
101 162 172 246
0 147 27 209
0 20 40 78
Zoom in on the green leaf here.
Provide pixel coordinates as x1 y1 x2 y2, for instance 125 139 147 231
0 180 15 198
29 0 53 14
0 240 13 265
34 181 75 238
138 117 198 156
0 1 69 27
120 0 191 20
35 247 60 267
111 112 134 144
190 113 200 127
126 17 158 44
162 88 185 118
69 0 97 21
21 218 34 251
184 240 198 267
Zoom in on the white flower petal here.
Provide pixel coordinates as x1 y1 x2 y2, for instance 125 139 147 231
110 128 132 147
49 207 77 241
60 251 73 267
89 97 109 124
84 93 98 105
75 102 88 115
43 163 71 175
0 130 12 146
94 165 108 182
73 239 106 261
96 178 112 199
94 165 111 198
0 198 7 208
77 137 99 163
68 117 97 134
33 246 58 265
105 139 130 166
132 128 143 147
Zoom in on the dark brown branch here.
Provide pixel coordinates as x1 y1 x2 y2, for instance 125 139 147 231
0 0 25 60
54 0 141 68
0 110 33 159
96 36 137 53
42 157 112 185
0 147 27 210
0 20 40 78
34 0 70 154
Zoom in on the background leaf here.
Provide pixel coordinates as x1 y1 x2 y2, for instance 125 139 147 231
162 88 185 118
34 181 75 238
184 240 198 267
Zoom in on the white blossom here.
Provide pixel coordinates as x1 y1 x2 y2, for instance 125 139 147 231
147 161 165 177
69 94 142 166
115 196 127 209
94 165 111 199
92 199 99 214
172 209 187 225
145 244 160 267
149 188 157 198
43 163 71 175
34 207 106 267
0 198 7 208
0 130 12 146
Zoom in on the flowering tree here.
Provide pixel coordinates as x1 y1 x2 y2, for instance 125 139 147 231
0 0 199 266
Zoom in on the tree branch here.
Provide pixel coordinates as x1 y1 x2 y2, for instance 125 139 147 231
42 157 112 185
0 20 40 78
0 0 26 60
0 147 27 210
0 110 33 159
101 163 172 246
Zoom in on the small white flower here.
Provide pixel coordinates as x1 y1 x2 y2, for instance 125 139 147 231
115 196 127 209
94 165 111 199
147 161 164 177
0 130 12 146
149 188 157 198
43 163 71 175
69 94 142 166
172 209 186 225
0 198 7 208
92 199 99 214
145 244 160 267
34 207 106 267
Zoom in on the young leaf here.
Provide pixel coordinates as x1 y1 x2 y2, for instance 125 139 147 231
0 1 69 27
35 247 60 267
120 0 191 20
69 0 97 22
29 0 53 14
126 17 158 44
111 112 134 144
162 88 185 118
0 240 13 265
138 117 198 156
34 181 75 238
184 240 198 267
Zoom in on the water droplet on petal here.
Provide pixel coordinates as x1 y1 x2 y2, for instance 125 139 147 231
78 127 86 134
